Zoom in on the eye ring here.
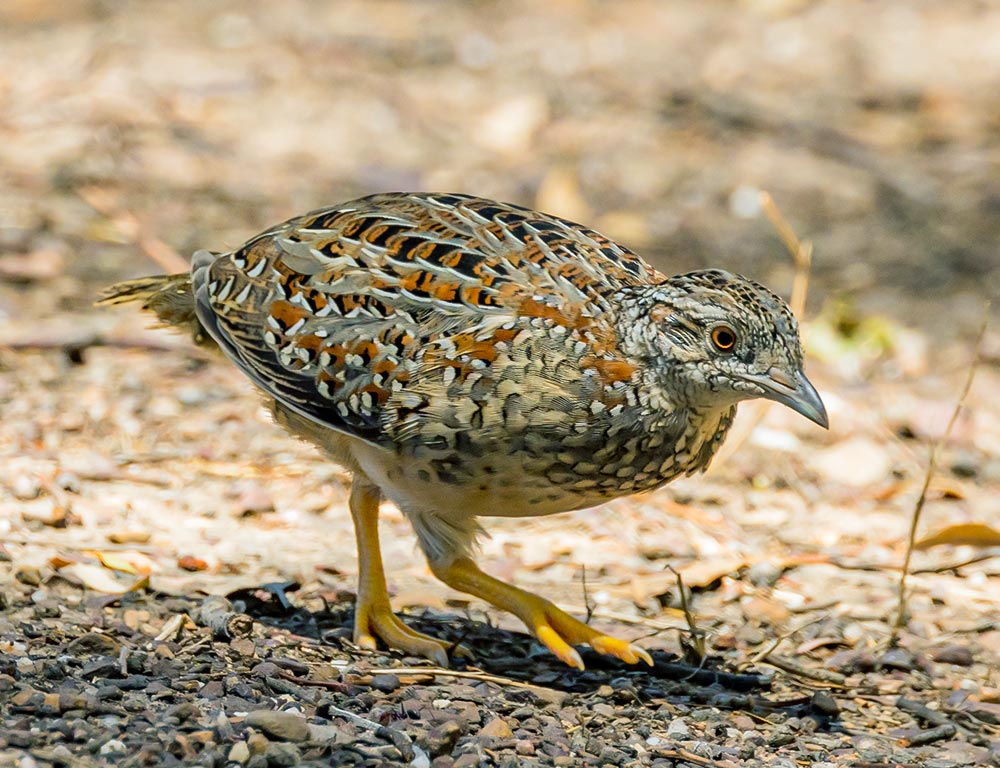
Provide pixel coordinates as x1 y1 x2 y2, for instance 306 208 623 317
711 325 737 352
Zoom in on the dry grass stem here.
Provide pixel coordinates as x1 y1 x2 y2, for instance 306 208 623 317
77 186 189 274
712 190 815 467
891 307 990 640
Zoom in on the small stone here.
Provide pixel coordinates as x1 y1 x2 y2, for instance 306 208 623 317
246 709 309 742
15 567 42 586
767 726 796 747
932 645 974 666
592 703 615 718
12 475 41 500
515 739 536 756
307 722 343 743
410 747 431 768
264 742 300 766
7 730 32 748
419 721 463 757
228 742 251 764
99 739 127 755
596 684 614 697
879 647 916 671
479 717 514 740
247 732 269 755
747 561 783 587
370 673 401 692
666 719 689 738
811 692 840 716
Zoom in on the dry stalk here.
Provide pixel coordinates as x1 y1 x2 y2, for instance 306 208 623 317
669 566 705 662
711 191 814 466
77 186 189 274
891 310 989 640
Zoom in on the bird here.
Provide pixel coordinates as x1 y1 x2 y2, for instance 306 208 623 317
99 192 828 670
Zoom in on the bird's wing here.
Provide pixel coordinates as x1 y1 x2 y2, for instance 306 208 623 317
192 193 663 447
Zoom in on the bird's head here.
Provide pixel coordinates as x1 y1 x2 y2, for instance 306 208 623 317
622 269 828 428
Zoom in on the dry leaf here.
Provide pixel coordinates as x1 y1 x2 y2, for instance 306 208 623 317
914 523 1000 550
177 556 209 572
631 555 748 603
59 563 148 594
796 636 851 654
89 550 154 575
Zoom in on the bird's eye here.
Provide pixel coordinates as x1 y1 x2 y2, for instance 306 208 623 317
711 326 737 351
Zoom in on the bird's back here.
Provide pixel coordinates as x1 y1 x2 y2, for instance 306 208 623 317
193 192 665 450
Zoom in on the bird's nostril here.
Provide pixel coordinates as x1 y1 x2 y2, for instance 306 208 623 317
766 367 796 390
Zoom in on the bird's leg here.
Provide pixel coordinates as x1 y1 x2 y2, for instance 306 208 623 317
348 481 453 667
429 556 652 671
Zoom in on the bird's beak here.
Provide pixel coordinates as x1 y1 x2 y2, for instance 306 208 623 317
747 367 829 429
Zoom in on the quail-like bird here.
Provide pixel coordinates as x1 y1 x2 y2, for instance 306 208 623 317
101 192 828 669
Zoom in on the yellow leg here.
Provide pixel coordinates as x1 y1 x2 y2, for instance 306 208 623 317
349 482 453 667
430 556 653 671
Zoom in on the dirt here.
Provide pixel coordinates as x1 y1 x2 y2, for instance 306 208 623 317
2 1 1000 766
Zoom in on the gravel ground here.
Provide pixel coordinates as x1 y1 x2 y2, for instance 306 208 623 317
2 1 1000 766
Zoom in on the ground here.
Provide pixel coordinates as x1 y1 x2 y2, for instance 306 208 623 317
1 1 999 767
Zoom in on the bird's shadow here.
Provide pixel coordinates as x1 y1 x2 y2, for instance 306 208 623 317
225 582 839 728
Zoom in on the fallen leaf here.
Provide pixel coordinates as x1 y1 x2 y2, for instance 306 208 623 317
58 563 148 594
89 550 154 575
631 555 748 603
177 556 209 572
914 523 1000 550
796 636 851 654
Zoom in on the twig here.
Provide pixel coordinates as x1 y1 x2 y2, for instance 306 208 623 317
710 191 815 466
759 191 813 319
748 613 828 664
650 747 722 766
380 666 561 697
761 654 846 686
892 309 989 641
580 565 594 623
896 697 959 745
669 566 705 662
77 186 189 274
196 595 254 640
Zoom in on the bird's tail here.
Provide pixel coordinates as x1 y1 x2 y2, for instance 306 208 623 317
97 273 210 345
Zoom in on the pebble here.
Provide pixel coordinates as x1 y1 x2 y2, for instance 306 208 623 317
419 721 463 757
15 567 42 586
479 717 514 740
228 741 251 764
99 739 126 755
370 673 401 692
747 560 784 587
515 739 536 756
666 718 690 738
247 732 269 755
264 742 300 766
932 645 974 666
245 709 310 742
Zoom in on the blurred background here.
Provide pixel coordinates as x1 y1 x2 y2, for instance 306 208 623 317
1 0 998 339
2 2 1000 720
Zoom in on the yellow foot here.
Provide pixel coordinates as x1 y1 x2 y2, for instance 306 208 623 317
353 601 462 667
530 599 654 671
430 556 652 671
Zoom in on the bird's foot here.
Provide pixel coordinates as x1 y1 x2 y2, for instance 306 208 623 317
528 598 654 671
430 555 652 671
353 600 464 667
